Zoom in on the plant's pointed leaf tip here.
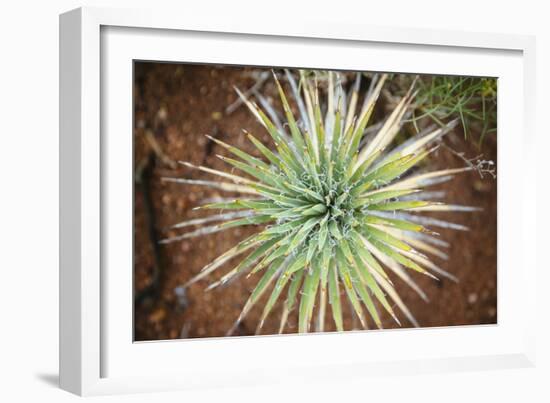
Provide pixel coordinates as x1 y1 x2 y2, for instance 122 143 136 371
204 282 218 292
392 313 402 326
226 320 241 337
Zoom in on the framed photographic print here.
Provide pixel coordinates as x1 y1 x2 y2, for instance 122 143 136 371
59 6 537 396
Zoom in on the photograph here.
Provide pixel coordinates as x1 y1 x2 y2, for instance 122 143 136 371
133 62 497 341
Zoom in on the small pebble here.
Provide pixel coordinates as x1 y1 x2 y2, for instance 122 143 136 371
149 308 166 324
157 106 168 121
473 180 491 192
467 293 478 304
174 286 189 309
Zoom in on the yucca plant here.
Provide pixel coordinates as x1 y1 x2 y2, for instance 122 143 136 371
162 69 478 335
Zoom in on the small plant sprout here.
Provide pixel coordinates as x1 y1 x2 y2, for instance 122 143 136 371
161 69 481 335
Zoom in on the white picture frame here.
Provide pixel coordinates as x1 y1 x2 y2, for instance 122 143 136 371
59 6 537 396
